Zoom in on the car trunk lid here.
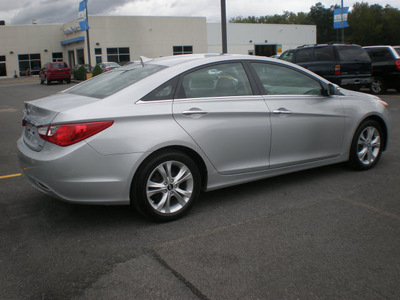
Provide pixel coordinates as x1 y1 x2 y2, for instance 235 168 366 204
22 93 100 151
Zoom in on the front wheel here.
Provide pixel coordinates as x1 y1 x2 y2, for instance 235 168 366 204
131 151 201 221
349 120 383 170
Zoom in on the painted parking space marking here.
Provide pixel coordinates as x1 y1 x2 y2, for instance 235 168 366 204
342 198 400 222
0 173 22 179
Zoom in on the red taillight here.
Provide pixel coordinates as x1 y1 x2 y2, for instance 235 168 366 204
334 64 341 76
395 60 400 71
38 121 113 147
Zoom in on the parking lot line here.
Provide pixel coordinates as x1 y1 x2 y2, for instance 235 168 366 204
0 173 22 179
342 198 400 222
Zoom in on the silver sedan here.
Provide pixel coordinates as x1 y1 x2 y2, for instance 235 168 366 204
17 54 391 221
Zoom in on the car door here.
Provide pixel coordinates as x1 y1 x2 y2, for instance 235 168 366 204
173 62 271 175
249 61 346 168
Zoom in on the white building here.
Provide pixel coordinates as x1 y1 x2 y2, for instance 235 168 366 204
0 16 316 78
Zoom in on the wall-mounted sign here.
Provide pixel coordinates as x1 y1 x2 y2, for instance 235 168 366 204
63 26 81 35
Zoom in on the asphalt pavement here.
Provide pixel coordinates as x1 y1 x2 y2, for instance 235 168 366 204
1 77 399 299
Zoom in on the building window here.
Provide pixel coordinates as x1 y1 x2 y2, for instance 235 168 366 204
0 55 6 77
173 46 193 55
18 53 41 76
95 48 102 64
106 47 130 63
52 52 63 62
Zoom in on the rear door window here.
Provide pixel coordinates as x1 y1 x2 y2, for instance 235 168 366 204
314 47 335 61
177 63 253 99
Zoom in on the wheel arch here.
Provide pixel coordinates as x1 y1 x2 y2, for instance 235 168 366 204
358 115 388 151
131 145 208 196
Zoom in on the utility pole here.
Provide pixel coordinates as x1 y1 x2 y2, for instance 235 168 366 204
341 0 344 43
221 0 227 53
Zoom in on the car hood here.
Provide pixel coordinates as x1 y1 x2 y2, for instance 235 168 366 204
339 88 380 101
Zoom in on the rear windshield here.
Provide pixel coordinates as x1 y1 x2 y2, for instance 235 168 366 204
50 62 68 69
394 47 400 56
337 46 370 61
65 64 167 99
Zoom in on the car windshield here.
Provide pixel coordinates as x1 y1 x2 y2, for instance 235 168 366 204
66 64 167 99
394 47 400 56
337 46 370 61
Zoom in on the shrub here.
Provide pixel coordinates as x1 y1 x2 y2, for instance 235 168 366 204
92 65 103 77
74 65 87 81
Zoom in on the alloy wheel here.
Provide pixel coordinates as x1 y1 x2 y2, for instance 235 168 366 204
357 126 381 166
146 160 194 214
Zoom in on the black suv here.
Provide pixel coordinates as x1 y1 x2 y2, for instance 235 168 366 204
363 46 400 94
279 44 372 90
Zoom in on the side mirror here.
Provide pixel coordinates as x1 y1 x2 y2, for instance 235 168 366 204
329 83 337 95
322 82 338 96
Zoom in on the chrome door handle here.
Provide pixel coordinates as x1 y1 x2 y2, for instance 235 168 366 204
273 108 292 115
182 108 208 116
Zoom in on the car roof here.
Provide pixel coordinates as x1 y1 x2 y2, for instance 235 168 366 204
144 53 256 67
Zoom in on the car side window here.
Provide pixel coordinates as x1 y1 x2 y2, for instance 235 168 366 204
280 50 294 62
251 62 322 95
366 49 392 62
314 46 335 61
177 63 253 99
141 77 179 101
295 48 312 63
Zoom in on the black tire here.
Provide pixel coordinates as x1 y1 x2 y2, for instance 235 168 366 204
349 120 383 170
66 78 71 84
131 150 201 221
370 77 386 94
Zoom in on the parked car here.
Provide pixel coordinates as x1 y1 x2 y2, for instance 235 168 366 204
279 44 373 90
39 62 71 85
18 54 390 221
97 62 120 72
363 45 400 94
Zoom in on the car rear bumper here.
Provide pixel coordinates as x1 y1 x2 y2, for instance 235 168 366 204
17 137 144 205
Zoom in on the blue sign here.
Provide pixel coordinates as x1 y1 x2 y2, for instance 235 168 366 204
78 0 90 31
333 7 349 29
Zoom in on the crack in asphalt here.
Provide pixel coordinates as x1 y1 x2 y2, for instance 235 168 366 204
150 249 210 300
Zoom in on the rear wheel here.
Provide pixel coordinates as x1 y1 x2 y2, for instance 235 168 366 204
370 77 386 94
349 120 383 170
131 150 201 221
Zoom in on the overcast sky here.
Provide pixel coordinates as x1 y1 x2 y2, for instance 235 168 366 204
0 0 399 25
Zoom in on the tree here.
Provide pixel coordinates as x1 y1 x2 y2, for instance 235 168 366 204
229 2 400 45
